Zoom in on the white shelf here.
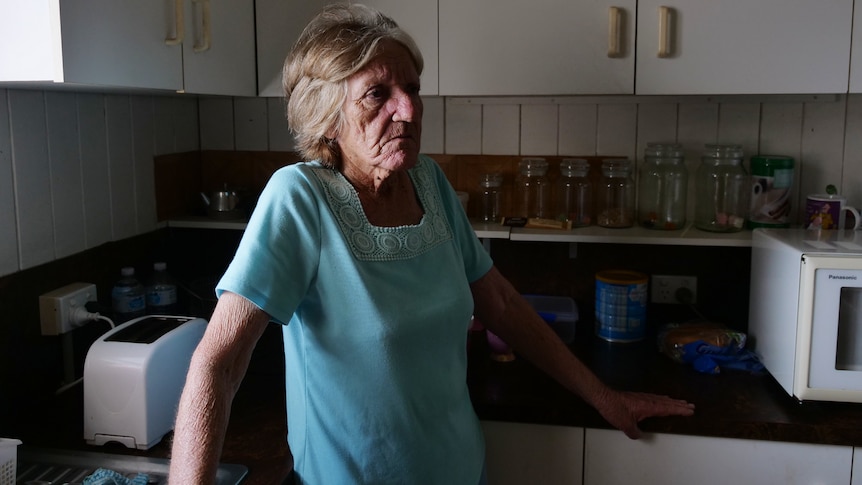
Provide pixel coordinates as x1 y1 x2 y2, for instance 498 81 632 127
507 223 752 247
167 217 751 247
168 216 248 230
472 222 511 239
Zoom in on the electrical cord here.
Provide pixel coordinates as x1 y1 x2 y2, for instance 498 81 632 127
53 309 116 395
97 314 116 329
54 377 83 395
675 287 709 321
69 306 102 327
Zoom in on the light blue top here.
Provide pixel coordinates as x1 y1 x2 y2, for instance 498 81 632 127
217 155 493 485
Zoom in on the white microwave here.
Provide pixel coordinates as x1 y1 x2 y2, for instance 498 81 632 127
749 228 862 403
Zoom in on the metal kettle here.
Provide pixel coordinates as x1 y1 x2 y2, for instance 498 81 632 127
200 185 240 213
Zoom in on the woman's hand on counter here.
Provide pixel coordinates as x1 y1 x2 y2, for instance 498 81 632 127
594 388 696 439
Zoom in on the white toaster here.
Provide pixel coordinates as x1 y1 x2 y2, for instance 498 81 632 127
83 315 207 450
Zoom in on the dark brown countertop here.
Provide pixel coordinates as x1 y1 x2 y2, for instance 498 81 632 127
14 321 862 483
468 322 862 447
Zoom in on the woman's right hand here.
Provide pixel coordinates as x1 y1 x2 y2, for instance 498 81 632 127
592 388 696 439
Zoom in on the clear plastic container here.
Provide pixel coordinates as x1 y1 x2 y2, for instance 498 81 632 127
522 294 578 344
554 158 592 227
694 144 749 232
596 159 635 228
112 267 146 323
479 172 503 223
513 158 550 218
638 143 688 230
146 262 178 315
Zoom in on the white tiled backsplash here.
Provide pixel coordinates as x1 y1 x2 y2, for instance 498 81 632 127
2 89 861 277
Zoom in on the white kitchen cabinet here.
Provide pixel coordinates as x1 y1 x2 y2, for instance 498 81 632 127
0 0 255 96
850 4 862 93
852 448 862 485
584 428 853 485
439 0 635 96
481 421 584 485
635 0 853 95
174 0 256 96
256 0 438 97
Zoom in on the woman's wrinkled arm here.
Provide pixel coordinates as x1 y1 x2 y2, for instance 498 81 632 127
169 291 271 483
470 266 694 439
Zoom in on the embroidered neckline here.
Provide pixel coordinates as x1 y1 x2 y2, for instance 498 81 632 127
311 158 452 261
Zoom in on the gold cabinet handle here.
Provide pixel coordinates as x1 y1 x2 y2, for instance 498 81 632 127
658 6 673 58
193 0 211 53
165 0 184 45
608 7 623 58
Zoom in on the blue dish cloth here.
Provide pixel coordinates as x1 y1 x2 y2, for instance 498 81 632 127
83 468 150 485
680 339 766 375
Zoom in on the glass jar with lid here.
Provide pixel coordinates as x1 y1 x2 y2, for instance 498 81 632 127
514 157 550 218
478 172 504 223
694 144 749 232
637 143 687 230
596 159 635 228
554 158 592 226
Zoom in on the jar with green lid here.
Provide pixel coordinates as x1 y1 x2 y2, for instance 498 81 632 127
694 144 749 232
514 158 550 218
554 158 592 226
747 155 795 228
637 143 687 230
596 159 635 228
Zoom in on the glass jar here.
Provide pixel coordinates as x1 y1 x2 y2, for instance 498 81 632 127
479 172 503 223
694 144 749 232
513 158 550 218
637 143 687 230
596 159 635 228
554 158 592 226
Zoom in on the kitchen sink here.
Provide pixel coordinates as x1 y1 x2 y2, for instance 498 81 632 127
16 447 247 484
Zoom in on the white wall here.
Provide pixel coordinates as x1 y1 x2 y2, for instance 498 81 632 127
200 93 862 231
0 89 199 277
3 90 862 277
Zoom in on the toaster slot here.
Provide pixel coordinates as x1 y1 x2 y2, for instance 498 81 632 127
105 316 192 344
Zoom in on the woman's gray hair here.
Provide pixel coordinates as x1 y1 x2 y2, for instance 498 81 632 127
283 3 424 167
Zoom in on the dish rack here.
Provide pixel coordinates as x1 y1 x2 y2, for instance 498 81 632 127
0 438 22 485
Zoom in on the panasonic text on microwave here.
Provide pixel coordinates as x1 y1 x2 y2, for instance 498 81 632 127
828 274 858 280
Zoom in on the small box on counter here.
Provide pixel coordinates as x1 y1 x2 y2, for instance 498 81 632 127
501 216 528 227
524 218 573 230
501 217 573 230
523 294 578 344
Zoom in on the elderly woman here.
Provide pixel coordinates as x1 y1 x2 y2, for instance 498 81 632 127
169 4 694 484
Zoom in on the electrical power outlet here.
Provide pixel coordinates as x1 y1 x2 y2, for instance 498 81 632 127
39 282 98 335
651 275 697 304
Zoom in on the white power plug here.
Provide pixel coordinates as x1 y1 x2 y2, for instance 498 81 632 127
39 282 99 335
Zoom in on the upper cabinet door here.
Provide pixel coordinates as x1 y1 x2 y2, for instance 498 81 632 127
636 0 853 95
256 0 325 98
0 0 254 96
364 0 438 96
850 4 862 93
256 0 438 97
181 0 256 96
439 0 636 96
56 0 183 90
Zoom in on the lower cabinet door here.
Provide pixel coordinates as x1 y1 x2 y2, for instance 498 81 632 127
481 421 584 485
852 448 862 485
585 428 852 485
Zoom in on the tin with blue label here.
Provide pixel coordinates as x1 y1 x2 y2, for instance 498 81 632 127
594 270 648 342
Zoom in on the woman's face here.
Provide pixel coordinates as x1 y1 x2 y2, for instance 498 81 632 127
336 40 423 175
